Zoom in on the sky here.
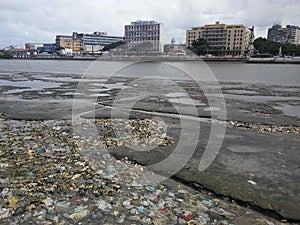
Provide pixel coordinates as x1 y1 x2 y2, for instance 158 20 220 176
0 0 299 48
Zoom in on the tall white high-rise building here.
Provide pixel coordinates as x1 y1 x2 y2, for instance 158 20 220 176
124 20 163 53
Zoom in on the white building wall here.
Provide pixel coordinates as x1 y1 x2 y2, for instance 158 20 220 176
124 20 163 53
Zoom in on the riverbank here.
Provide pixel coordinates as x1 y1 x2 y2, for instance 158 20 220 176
247 57 300 64
3 55 300 64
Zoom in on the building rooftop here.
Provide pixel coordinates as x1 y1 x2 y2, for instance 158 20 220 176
129 20 160 25
190 22 247 30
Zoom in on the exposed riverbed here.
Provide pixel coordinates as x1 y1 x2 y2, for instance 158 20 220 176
0 59 299 223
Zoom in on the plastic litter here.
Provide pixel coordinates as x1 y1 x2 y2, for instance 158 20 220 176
247 180 257 185
0 118 281 224
145 185 155 192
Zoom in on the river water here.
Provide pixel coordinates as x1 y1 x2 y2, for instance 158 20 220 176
0 59 299 86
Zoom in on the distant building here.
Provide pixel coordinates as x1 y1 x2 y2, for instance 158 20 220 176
56 32 124 54
25 43 44 51
186 22 253 56
72 31 124 53
25 43 56 54
3 46 28 58
72 39 82 52
43 43 56 54
81 32 124 46
24 43 57 55
124 20 163 53
267 23 288 43
164 38 186 56
287 25 300 45
55 35 73 50
267 23 300 45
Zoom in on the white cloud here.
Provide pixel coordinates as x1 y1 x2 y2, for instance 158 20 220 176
0 0 298 48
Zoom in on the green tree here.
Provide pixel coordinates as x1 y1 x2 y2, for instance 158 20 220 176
0 50 12 59
253 37 300 56
129 42 154 55
163 44 174 54
253 37 280 55
188 38 208 56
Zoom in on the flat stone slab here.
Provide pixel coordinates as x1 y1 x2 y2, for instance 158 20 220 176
108 116 300 221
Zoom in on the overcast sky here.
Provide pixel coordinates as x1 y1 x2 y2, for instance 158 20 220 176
0 0 299 48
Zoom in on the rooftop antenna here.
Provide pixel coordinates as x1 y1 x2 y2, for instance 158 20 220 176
171 37 176 45
274 20 282 26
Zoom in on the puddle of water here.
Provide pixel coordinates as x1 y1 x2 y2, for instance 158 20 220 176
89 93 110 97
1 80 62 94
203 107 221 111
3 88 31 94
227 145 260 153
61 92 84 96
165 92 188 98
32 74 108 83
104 83 129 89
88 88 111 92
274 104 300 118
165 92 205 106
168 97 205 106
272 87 300 92
224 94 300 102
38 91 53 95
225 89 258 95
91 82 128 89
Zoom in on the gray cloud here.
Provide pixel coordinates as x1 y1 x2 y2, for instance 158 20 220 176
0 0 298 48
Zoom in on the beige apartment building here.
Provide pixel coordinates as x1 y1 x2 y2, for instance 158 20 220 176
186 22 253 56
55 35 73 49
55 35 83 52
72 39 82 52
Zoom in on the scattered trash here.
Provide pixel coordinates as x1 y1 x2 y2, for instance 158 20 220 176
137 206 145 213
0 113 5 118
247 180 257 185
145 185 155 192
228 120 300 134
35 147 44 153
0 118 281 224
184 213 194 221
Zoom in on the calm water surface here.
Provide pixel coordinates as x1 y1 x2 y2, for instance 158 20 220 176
0 59 299 86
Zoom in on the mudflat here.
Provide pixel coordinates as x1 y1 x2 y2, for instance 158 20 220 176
0 70 299 222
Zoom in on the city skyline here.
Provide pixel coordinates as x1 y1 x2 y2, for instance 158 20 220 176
0 0 299 48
